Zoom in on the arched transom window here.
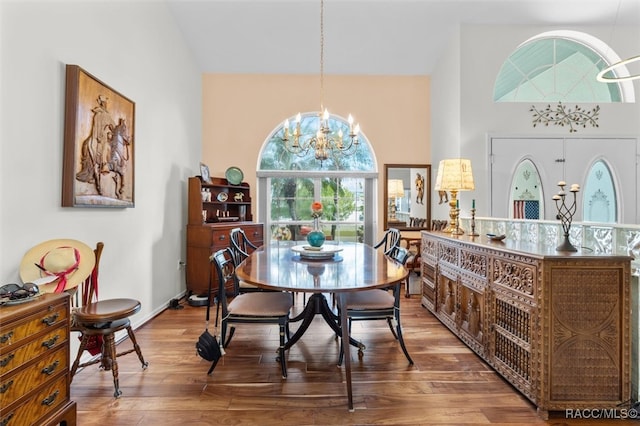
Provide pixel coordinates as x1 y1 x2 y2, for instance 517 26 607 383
494 30 635 103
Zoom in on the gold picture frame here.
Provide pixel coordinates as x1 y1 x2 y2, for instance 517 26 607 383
62 65 135 207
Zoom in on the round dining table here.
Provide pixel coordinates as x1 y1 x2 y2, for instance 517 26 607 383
235 240 409 411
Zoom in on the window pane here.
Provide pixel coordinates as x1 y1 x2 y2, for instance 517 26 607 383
268 176 365 243
583 160 617 223
510 159 543 220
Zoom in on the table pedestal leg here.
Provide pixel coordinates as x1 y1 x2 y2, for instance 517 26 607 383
285 293 363 352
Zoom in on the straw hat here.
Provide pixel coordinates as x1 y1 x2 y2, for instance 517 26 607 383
20 239 95 293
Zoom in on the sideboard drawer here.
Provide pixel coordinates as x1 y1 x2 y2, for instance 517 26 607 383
0 303 68 349
0 325 68 376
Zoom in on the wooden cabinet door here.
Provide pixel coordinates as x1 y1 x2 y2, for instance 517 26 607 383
457 282 485 356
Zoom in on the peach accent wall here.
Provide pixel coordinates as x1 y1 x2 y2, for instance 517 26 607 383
202 74 430 230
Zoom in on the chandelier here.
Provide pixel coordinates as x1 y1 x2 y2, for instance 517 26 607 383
281 0 361 164
596 0 640 83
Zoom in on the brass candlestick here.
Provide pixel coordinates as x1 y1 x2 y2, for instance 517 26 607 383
470 208 479 236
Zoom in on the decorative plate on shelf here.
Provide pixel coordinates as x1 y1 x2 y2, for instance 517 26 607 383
217 192 228 202
291 244 343 260
225 166 244 185
486 233 506 241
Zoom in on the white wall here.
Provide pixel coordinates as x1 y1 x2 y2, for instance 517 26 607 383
432 23 640 219
0 1 201 328
430 27 461 222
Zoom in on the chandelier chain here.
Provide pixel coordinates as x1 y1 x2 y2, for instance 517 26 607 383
319 0 324 111
278 0 361 165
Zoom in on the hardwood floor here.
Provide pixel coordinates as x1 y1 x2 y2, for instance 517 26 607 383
71 277 636 425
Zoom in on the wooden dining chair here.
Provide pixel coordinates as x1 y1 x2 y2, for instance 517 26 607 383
337 245 414 366
374 228 401 255
70 242 148 398
228 227 262 295
210 248 293 378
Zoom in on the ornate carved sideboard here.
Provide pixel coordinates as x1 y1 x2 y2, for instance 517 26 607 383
420 231 632 419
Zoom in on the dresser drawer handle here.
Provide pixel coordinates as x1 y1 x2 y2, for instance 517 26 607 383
41 359 59 375
41 390 59 406
42 313 60 326
0 331 13 344
0 411 14 426
219 235 226 241
0 380 13 394
42 335 60 349
0 354 14 368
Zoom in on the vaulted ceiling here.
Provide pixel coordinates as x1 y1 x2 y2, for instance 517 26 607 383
166 0 640 75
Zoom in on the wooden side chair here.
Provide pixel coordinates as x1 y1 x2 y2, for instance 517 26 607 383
210 248 293 378
228 227 262 295
338 245 414 366
374 228 401 255
70 242 148 398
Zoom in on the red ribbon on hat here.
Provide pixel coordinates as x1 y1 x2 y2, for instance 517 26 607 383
38 246 80 293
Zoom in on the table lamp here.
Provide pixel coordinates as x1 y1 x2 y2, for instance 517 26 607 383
434 159 475 234
387 179 404 220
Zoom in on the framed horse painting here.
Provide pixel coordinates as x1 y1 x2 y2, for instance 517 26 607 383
62 65 135 207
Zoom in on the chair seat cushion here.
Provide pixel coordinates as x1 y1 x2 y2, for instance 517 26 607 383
345 289 394 310
228 292 292 316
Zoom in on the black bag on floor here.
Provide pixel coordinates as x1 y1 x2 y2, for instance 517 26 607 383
195 277 224 374
196 329 221 363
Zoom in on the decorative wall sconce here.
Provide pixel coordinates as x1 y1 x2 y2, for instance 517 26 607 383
530 102 600 133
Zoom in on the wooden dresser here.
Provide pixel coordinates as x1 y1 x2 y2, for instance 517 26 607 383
0 292 76 426
420 231 632 419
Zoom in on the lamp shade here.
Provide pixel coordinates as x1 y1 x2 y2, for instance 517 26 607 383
434 159 475 191
387 179 405 198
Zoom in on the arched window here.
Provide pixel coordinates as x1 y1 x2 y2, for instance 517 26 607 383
494 30 635 103
257 112 378 245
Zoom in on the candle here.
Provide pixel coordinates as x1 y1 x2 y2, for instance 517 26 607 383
472 199 475 209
